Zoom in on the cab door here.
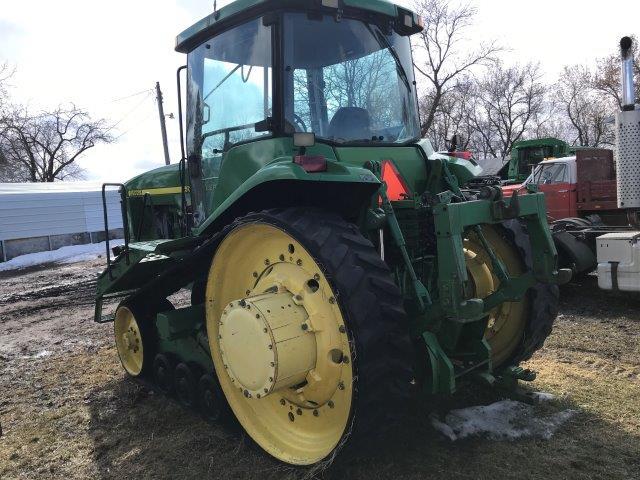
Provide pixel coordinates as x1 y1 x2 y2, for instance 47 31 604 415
536 163 572 221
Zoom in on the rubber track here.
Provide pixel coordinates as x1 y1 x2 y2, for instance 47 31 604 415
503 220 560 365
230 208 415 450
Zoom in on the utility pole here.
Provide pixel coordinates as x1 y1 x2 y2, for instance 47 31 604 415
156 82 171 166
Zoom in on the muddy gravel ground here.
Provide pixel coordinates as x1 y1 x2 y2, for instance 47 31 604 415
0 259 639 480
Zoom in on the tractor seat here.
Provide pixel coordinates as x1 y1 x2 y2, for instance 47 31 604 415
328 107 371 142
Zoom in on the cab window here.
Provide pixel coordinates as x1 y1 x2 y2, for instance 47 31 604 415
534 163 568 185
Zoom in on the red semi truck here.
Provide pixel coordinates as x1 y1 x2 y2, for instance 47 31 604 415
503 149 628 225
502 149 636 276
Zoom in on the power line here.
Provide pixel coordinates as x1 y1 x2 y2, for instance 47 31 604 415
106 91 154 133
110 88 154 103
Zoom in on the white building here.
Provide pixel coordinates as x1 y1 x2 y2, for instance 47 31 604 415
0 182 123 262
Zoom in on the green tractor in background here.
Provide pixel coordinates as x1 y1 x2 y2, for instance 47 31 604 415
498 138 571 185
96 0 570 466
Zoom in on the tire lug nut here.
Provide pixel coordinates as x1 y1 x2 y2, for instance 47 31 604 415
280 399 286 406
329 297 336 304
296 259 303 266
328 400 335 408
338 382 345 390
296 408 302 416
339 325 346 334
313 410 319 417
301 323 308 331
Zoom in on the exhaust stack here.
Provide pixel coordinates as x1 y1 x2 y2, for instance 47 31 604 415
620 36 636 111
616 37 640 210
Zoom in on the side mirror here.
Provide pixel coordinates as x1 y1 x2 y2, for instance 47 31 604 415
293 132 315 148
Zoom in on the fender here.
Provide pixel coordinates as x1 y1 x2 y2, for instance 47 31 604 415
194 158 381 236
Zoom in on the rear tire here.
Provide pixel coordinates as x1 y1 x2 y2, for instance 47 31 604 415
503 220 559 365
205 208 414 465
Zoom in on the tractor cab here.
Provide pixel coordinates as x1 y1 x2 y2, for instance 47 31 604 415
179 1 423 226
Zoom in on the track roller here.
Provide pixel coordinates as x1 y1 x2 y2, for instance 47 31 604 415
153 354 175 395
174 363 199 408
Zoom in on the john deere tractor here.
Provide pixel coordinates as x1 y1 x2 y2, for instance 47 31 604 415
96 0 570 466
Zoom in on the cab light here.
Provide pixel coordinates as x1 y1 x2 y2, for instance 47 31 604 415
295 155 327 173
381 160 411 201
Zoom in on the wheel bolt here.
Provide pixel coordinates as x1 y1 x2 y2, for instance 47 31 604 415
280 399 286 406
301 323 308 331
313 410 319 417
329 297 336 304
296 259 303 266
338 382 345 390
339 325 346 333
296 408 302 416
328 401 335 408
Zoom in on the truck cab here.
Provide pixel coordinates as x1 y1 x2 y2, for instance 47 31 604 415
504 149 621 224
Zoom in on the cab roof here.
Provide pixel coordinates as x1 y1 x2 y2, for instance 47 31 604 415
175 0 421 53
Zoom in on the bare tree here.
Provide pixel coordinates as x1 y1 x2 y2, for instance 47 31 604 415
413 0 500 137
425 76 476 151
0 105 114 182
471 62 547 158
557 65 614 147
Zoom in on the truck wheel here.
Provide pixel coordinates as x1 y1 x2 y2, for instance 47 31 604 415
464 222 559 367
204 208 413 466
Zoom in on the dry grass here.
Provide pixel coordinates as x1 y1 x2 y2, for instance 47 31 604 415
0 263 639 479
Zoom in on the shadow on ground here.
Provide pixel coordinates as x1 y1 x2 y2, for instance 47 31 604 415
86 375 640 480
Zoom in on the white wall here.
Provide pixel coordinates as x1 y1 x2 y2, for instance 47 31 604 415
0 183 123 241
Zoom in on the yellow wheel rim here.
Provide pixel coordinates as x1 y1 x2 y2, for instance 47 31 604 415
114 306 145 377
464 226 529 367
205 223 354 466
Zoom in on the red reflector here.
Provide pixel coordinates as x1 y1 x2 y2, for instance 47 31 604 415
449 151 473 160
294 155 327 173
381 160 411 201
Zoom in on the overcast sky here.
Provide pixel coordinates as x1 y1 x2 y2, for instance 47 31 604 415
1 0 638 183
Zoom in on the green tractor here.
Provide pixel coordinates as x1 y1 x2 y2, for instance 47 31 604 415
498 138 571 185
96 0 570 466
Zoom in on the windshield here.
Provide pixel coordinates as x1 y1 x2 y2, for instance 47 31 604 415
529 163 569 185
283 13 421 145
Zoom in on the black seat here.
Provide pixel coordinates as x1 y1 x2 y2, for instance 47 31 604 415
327 107 371 141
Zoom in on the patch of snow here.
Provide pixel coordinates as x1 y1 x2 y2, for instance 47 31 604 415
0 240 122 272
430 399 577 441
530 391 556 403
19 350 53 360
